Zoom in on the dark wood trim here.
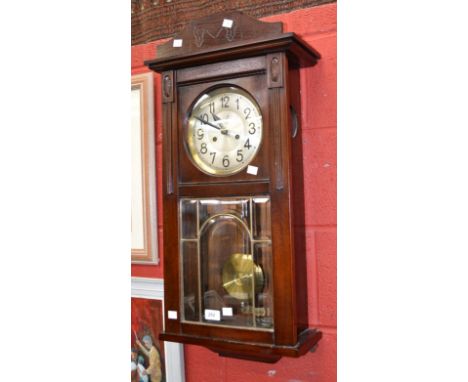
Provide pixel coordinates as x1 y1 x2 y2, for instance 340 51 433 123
178 181 270 197
162 103 173 195
177 56 266 85
162 71 174 103
145 33 319 72
266 53 284 88
160 328 322 363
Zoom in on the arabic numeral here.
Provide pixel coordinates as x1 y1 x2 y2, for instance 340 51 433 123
210 152 216 164
197 129 204 140
209 102 215 114
244 107 251 119
248 122 256 134
222 155 230 168
236 98 240 110
244 138 251 149
236 150 243 162
200 143 207 154
199 113 209 124
221 95 229 108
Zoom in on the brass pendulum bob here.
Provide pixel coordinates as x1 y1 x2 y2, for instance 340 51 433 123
222 253 264 300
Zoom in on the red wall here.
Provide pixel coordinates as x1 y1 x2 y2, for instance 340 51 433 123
131 3 336 381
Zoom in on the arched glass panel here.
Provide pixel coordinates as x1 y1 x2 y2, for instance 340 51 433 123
180 197 273 330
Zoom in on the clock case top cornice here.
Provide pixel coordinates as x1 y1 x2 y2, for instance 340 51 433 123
144 10 320 72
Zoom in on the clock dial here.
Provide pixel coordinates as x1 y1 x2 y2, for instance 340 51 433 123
186 86 263 176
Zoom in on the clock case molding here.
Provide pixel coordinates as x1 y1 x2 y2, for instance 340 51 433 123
145 11 321 363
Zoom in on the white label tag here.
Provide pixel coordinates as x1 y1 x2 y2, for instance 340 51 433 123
247 165 258 175
173 39 183 47
204 309 221 321
168 310 178 320
222 19 233 28
222 307 233 317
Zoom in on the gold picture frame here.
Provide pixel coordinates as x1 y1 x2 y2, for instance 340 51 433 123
131 73 158 264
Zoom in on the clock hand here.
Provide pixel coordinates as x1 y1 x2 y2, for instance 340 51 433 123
210 112 226 129
210 112 235 137
194 116 221 131
195 114 235 138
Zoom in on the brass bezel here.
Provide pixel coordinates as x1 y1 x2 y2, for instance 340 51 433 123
185 85 263 177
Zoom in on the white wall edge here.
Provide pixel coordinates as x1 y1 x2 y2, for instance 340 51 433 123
131 276 164 299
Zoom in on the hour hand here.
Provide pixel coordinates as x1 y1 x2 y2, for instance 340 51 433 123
211 113 231 136
210 112 225 129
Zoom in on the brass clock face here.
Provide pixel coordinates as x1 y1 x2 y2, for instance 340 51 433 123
186 86 263 176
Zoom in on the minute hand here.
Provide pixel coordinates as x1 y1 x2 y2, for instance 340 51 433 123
194 116 221 130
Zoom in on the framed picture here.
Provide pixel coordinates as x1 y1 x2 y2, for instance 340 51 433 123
132 277 185 382
132 72 158 264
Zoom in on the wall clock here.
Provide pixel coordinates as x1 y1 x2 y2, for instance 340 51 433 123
145 11 321 363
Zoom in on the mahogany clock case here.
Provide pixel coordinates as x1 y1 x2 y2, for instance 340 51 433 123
145 11 321 363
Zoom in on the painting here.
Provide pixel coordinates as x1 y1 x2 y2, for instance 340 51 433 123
131 277 185 382
131 297 165 382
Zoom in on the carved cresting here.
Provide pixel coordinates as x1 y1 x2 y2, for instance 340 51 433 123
156 11 283 58
193 24 237 47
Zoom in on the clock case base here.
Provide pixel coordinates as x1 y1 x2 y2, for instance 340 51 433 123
161 328 322 363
